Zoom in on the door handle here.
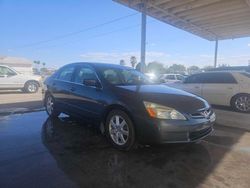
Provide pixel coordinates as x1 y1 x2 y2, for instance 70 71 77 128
52 82 56 86
194 86 200 89
70 87 75 92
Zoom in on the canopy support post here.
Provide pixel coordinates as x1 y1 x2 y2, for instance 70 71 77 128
214 39 218 68
140 2 147 72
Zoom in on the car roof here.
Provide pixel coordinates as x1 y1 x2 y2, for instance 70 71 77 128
203 71 247 74
67 62 133 70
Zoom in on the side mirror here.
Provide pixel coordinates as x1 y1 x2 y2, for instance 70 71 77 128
83 79 101 88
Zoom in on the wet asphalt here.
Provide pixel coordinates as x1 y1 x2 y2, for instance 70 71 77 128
0 111 250 188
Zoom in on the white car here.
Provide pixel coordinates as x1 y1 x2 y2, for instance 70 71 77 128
159 74 186 83
0 65 42 93
167 71 250 113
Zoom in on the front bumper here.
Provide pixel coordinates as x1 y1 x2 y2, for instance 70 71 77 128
134 113 215 144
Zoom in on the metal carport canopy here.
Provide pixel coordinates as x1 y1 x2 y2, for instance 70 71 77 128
114 0 250 41
114 0 250 69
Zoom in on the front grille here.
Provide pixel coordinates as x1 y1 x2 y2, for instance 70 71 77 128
191 108 213 119
189 127 212 141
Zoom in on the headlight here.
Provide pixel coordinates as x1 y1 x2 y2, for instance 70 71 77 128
143 101 187 120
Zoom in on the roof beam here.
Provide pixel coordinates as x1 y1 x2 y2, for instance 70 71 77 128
147 2 217 37
176 0 244 17
245 0 250 7
180 5 248 22
168 0 222 14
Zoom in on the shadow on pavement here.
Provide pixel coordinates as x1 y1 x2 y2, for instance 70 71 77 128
0 100 43 112
42 116 247 188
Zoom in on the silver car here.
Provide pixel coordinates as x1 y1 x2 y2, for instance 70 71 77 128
0 65 42 93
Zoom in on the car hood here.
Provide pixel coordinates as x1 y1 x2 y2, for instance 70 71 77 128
116 84 209 113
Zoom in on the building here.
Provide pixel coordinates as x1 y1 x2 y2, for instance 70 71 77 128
0 56 33 75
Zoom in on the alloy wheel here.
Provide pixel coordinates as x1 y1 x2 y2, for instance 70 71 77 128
46 96 54 115
27 83 37 92
235 96 250 112
109 115 129 146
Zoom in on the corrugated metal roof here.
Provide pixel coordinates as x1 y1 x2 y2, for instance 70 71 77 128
113 0 250 41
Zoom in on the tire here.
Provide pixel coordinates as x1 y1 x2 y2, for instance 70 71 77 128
24 81 39 93
45 94 60 118
231 94 250 113
105 110 136 151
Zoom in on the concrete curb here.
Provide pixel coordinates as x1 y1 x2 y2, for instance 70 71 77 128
0 107 45 116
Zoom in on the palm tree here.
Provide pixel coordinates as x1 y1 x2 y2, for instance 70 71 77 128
130 56 137 68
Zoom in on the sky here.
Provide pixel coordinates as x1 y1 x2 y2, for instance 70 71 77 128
1 0 250 68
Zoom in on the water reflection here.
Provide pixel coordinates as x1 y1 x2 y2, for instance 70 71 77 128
42 117 212 188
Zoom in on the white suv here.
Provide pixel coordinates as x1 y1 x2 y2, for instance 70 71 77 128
167 71 250 113
0 65 42 93
159 74 186 83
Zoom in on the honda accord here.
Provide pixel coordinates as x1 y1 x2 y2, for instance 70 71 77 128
43 63 215 150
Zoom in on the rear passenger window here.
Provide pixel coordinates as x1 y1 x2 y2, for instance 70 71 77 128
57 66 74 81
185 74 203 83
166 75 175 80
202 73 237 84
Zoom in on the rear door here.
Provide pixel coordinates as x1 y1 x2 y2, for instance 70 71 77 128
51 65 76 111
201 72 238 106
180 74 203 96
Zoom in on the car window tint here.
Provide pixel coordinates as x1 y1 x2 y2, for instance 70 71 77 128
0 66 16 76
202 73 236 83
166 75 175 80
101 67 151 85
103 69 121 85
57 66 74 81
176 75 184 80
74 67 97 84
185 74 203 83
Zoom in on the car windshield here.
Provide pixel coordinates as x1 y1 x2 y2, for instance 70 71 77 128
99 67 153 86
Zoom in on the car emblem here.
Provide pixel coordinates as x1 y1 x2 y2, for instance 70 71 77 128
201 110 209 118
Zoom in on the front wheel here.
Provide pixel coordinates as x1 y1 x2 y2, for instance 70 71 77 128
45 94 60 117
105 110 136 151
231 94 250 113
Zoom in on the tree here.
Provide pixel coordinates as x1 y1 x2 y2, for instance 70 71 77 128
119 59 125 66
203 66 214 71
147 61 166 74
167 64 186 73
187 65 200 74
130 56 137 68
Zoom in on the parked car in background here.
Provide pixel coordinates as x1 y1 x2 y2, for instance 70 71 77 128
159 74 186 83
44 62 215 150
167 71 250 113
206 66 250 73
0 65 42 93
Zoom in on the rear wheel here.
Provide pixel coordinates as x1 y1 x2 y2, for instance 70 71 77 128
45 94 60 117
24 81 39 93
231 94 250 113
105 110 136 151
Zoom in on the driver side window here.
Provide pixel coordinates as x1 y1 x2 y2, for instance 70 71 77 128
74 67 98 84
